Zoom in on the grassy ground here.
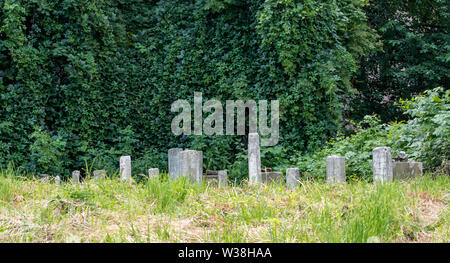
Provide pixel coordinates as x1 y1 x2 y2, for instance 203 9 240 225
0 169 448 243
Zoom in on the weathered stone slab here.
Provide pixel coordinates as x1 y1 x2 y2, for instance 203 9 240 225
72 170 80 184
248 133 262 184
148 168 159 179
218 170 228 187
393 162 423 180
326 155 346 183
373 147 393 184
261 172 283 183
93 170 106 180
286 168 299 189
168 148 182 180
180 150 203 184
120 156 132 181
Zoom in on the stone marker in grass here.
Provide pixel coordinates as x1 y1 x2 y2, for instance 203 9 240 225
326 156 346 183
148 168 159 179
168 148 182 180
248 133 262 185
261 171 283 183
120 156 132 181
72 170 80 184
286 168 300 189
180 149 203 184
373 147 393 184
218 170 228 187
93 170 106 180
393 161 423 180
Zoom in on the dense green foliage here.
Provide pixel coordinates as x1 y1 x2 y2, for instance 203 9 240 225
0 1 448 179
351 0 450 122
0 0 377 176
293 87 450 181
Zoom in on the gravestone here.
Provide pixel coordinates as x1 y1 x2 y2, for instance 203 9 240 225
203 170 228 187
72 170 80 184
120 156 132 181
373 147 393 184
248 133 262 184
261 171 283 183
148 168 159 179
203 170 218 184
326 155 346 183
393 162 423 180
286 168 299 189
218 170 228 187
180 150 203 184
93 170 106 180
168 148 182 180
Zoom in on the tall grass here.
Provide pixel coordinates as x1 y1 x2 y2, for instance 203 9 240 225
0 168 448 243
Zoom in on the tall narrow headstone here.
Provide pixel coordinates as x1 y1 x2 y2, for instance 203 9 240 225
218 170 228 187
120 156 132 181
72 170 80 184
373 147 393 184
286 168 300 189
93 170 106 180
168 148 182 180
180 150 203 184
148 168 159 179
248 133 262 185
326 156 346 183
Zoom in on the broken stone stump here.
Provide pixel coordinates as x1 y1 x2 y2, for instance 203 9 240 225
373 147 393 184
286 168 299 189
72 170 80 184
180 150 203 184
261 171 283 183
93 170 106 181
120 156 132 181
148 168 159 179
326 155 346 183
218 170 228 187
248 133 262 185
393 151 408 162
168 148 182 180
393 162 423 180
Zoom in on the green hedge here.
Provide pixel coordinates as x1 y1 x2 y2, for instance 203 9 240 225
0 0 376 176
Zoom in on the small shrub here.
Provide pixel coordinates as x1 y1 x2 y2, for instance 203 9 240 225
29 127 67 176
